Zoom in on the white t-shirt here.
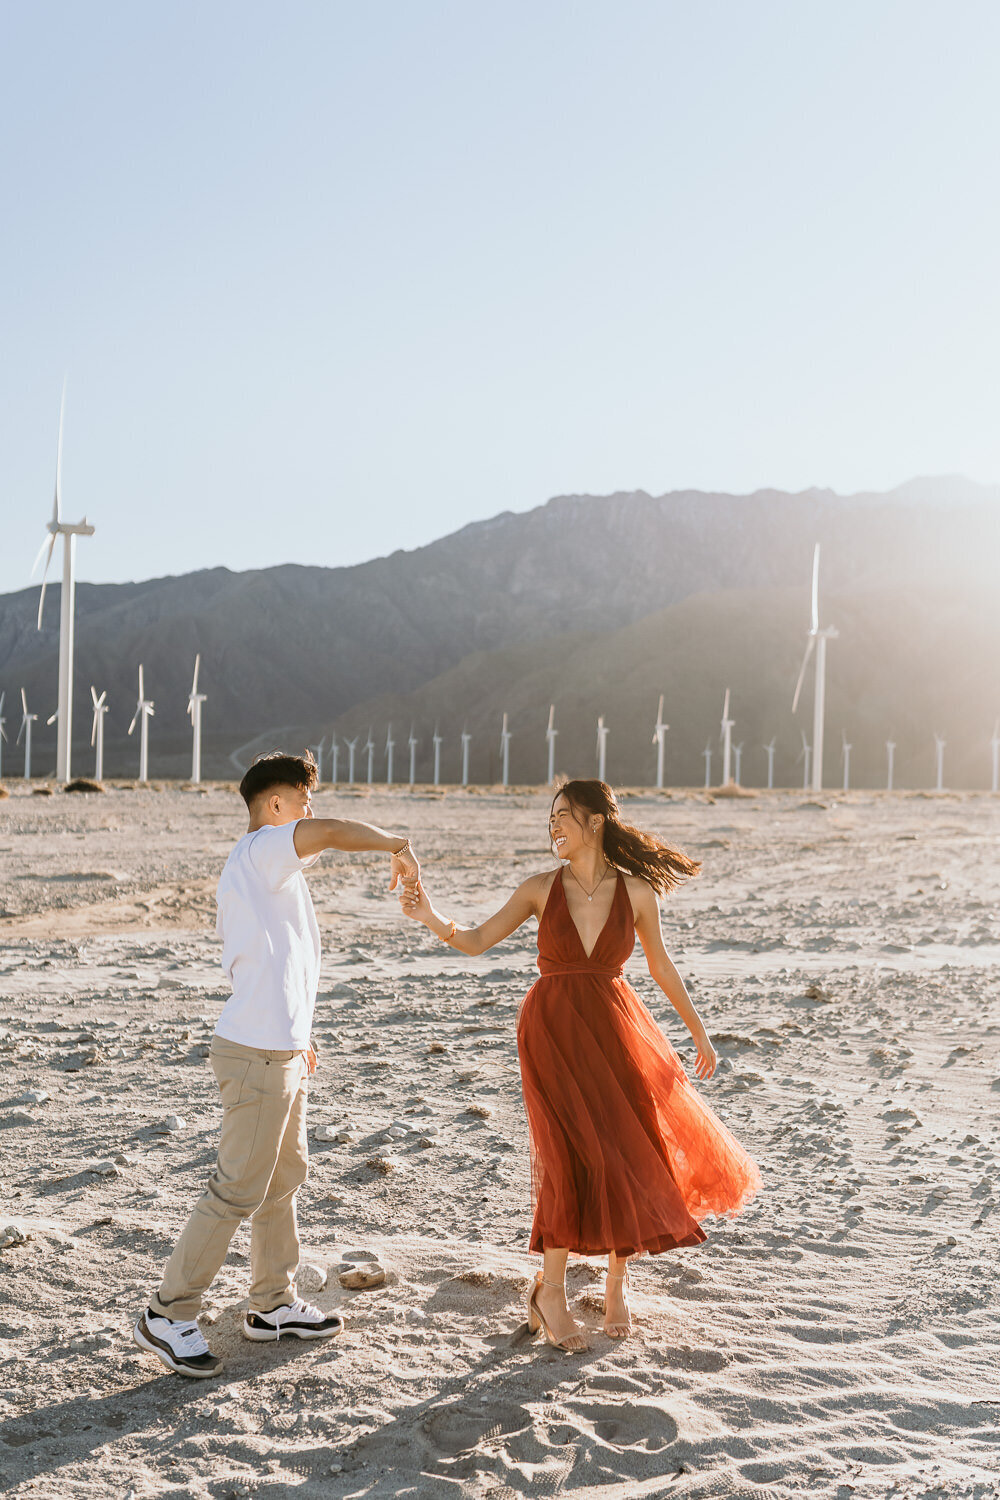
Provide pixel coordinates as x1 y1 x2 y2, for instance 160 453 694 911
214 821 321 1051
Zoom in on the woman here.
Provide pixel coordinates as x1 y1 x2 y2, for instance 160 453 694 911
400 780 761 1350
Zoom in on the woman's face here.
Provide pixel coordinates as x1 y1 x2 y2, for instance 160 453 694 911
549 793 598 859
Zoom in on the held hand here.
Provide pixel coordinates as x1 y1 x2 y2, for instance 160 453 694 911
399 878 433 924
306 1045 317 1076
389 846 420 893
692 1031 717 1081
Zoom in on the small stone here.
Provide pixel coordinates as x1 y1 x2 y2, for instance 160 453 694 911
334 1129 357 1144
88 1159 121 1177
152 1115 185 1134
12 1090 49 1106
338 1263 387 1290
464 1103 493 1119
428 1042 447 1055
314 1123 352 1143
296 1262 328 1294
943 1234 959 1246
3 1112 36 1127
0 1222 30 1249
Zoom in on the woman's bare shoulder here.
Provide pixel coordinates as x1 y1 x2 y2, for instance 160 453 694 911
622 871 658 913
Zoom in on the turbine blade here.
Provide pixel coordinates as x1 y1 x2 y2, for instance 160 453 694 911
91 685 99 708
138 665 144 701
21 688 27 714
191 654 200 695
0 691 4 715
35 533 58 628
46 711 57 726
791 636 816 713
91 713 98 746
31 529 53 577
723 688 730 722
127 710 140 735
54 381 66 524
810 544 820 632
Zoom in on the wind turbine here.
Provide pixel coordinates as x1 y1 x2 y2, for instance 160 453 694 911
763 738 776 790
309 736 327 783
408 725 418 788
798 728 812 790
991 721 1000 794
385 723 395 786
596 715 609 782
31 385 96 783
460 725 472 787
885 739 896 791
841 730 852 792
500 713 511 787
330 735 340 784
432 725 442 786
187 655 206 784
0 693 7 780
364 728 375 785
733 741 744 785
127 666 154 782
17 690 37 779
702 741 712 789
792 543 838 791
652 695 669 790
934 733 946 792
90 687 108 781
345 736 358 784
545 705 557 784
720 689 734 785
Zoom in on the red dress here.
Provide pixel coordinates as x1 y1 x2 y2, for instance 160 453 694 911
517 869 761 1257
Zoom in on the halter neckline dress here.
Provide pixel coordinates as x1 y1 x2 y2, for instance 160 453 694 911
516 868 760 1257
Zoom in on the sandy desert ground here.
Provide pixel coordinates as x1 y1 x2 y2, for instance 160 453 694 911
1 781 999 1500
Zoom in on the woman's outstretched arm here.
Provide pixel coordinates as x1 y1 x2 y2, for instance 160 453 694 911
400 874 547 957
629 879 718 1080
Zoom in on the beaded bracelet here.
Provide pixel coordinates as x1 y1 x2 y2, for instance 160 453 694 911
440 920 457 943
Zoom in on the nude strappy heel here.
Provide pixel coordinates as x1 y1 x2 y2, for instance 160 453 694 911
526 1272 587 1351
603 1265 632 1338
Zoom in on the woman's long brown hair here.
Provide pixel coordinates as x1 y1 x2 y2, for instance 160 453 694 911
551 780 700 895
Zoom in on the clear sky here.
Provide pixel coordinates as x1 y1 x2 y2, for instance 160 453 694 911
2 0 998 596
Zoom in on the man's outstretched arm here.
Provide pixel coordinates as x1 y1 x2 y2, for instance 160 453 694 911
292 818 418 888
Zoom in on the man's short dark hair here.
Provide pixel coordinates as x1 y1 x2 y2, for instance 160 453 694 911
239 751 318 809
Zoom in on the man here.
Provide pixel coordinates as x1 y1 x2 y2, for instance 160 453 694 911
134 750 418 1377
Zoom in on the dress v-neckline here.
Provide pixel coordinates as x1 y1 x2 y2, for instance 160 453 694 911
558 866 620 962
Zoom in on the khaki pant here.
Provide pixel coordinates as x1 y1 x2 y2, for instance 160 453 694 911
150 1037 309 1322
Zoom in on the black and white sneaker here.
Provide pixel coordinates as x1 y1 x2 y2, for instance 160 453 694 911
133 1308 223 1378
243 1298 345 1342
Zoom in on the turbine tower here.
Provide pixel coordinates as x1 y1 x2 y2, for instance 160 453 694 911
0 693 7 780
500 713 511 787
385 723 395 786
17 690 37 779
545 705 557 784
841 730 852 792
364 728 375 785
127 666 154 783
991 721 1000 794
90 687 108 781
763 738 776 790
885 739 896 791
792 543 838 792
733 741 744 785
720 689 734 785
798 728 812 790
345 736 358 785
187 654 206 784
652 695 669 790
596 715 608 782
934 733 945 792
408 725 418 788
432 725 442 786
702 741 712 789
461 725 472 787
32 386 96 783
330 735 340 785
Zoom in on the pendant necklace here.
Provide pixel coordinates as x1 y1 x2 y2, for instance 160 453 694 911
566 862 611 902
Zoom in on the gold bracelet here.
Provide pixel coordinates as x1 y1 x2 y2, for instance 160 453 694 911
440 919 457 943
391 839 412 858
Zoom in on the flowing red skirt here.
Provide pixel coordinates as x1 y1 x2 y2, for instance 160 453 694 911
517 970 761 1257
